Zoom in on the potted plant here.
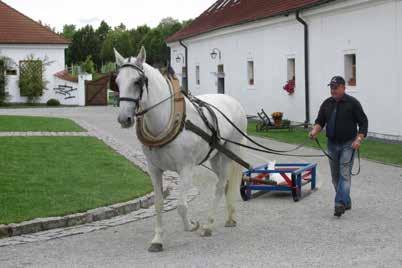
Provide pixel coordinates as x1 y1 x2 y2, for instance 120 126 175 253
272 112 283 127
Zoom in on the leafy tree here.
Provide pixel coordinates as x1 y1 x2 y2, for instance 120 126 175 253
62 24 76 40
96 21 111 43
70 25 101 68
65 17 188 70
62 24 76 66
81 55 96 74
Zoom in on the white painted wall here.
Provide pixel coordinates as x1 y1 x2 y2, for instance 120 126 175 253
308 0 402 138
0 44 68 104
168 0 402 138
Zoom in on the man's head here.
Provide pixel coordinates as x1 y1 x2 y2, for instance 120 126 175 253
328 76 346 100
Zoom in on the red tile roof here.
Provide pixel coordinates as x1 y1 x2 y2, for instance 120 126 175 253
0 0 69 45
54 70 78 83
167 0 334 42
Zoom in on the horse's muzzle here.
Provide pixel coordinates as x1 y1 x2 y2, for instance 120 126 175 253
118 115 135 128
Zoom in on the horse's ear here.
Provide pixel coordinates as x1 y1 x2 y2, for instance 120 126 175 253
136 46 146 66
114 48 125 66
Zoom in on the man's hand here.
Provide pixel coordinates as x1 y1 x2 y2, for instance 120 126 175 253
352 135 364 150
309 125 322 140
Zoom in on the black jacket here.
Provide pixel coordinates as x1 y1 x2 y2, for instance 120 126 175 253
315 94 368 142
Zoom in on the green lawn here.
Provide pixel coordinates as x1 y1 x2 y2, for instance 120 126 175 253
247 121 402 166
0 137 152 224
0 115 85 132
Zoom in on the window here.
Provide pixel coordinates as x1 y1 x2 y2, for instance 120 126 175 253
247 61 254 86
196 65 200 85
345 54 356 86
6 69 17 75
287 58 295 81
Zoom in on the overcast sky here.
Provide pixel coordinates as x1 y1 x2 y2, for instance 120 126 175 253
4 0 216 31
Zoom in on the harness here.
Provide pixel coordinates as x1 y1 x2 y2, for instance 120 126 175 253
112 64 360 175
111 63 186 148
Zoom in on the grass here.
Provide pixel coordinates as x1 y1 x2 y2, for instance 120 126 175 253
247 121 402 166
0 136 153 224
0 115 85 132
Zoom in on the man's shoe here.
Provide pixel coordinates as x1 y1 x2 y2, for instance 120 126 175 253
334 205 345 217
345 203 352 211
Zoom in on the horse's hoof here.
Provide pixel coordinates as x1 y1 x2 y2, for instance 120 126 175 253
225 220 237 228
190 221 200 232
148 243 163 252
201 229 212 237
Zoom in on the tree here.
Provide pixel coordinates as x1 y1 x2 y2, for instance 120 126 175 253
62 24 77 66
70 25 101 68
101 28 133 63
96 21 111 43
141 29 165 66
62 24 76 40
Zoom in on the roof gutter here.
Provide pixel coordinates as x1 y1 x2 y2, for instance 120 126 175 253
179 40 189 93
296 11 310 126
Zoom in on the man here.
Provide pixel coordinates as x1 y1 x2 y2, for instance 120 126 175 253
309 76 368 217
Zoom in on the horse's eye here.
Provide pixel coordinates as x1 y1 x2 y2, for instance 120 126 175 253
135 80 142 87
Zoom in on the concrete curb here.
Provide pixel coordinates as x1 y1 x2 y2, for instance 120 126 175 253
0 188 169 239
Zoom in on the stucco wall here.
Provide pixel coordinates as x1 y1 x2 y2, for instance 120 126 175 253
0 44 67 104
169 0 402 138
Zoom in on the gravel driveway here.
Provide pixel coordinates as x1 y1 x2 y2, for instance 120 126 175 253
0 107 401 267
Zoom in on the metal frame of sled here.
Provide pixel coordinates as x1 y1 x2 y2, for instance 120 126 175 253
241 163 317 202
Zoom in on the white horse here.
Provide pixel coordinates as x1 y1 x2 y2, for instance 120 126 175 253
115 47 247 252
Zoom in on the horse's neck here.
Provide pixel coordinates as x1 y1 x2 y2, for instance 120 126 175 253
141 66 172 136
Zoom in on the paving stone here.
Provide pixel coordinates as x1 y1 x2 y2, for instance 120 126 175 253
41 217 67 231
87 207 118 221
11 218 43 235
64 212 93 227
0 225 11 238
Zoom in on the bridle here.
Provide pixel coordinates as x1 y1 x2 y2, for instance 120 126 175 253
111 63 181 117
112 62 149 109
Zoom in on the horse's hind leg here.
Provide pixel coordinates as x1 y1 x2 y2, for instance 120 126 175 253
203 153 231 236
223 143 244 228
177 166 199 232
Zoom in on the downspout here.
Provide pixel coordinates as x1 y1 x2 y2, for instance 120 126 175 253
296 11 310 126
179 40 189 93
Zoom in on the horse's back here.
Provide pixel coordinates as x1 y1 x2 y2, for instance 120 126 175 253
194 93 247 133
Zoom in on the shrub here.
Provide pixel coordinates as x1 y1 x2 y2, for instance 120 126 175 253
18 55 52 104
46 98 60 106
81 55 96 74
0 57 9 105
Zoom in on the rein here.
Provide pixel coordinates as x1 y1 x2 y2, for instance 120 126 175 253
115 64 361 175
183 93 361 175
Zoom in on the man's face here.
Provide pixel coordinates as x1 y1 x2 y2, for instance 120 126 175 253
330 84 345 99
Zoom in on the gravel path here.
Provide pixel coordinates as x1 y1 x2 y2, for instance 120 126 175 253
0 107 401 267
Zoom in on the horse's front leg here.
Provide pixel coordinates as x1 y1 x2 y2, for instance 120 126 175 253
147 163 164 253
178 166 200 232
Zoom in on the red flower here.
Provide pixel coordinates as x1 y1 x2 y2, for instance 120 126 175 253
283 79 295 94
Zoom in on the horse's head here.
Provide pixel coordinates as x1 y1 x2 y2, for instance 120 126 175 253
114 47 148 128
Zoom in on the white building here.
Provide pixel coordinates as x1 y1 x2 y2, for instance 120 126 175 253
0 0 76 105
167 0 402 140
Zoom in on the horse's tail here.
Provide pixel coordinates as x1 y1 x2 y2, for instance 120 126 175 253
225 137 247 221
